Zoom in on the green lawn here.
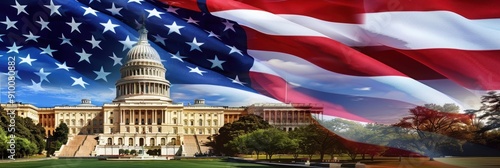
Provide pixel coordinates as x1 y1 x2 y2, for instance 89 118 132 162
0 159 273 168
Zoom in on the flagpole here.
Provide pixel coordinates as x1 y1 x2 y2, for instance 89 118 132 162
285 73 288 103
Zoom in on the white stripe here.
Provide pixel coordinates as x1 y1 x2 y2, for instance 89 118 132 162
171 84 280 106
212 9 500 50
249 49 464 107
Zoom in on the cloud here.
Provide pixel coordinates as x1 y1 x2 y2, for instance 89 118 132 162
354 87 371 91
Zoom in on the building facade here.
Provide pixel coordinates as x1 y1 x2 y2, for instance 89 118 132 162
1 27 321 156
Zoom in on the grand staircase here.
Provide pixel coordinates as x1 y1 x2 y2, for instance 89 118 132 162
58 135 86 157
58 135 98 157
183 135 198 156
75 135 98 157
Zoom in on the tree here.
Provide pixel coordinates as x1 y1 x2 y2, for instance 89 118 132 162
0 128 8 159
246 128 293 161
392 105 474 160
288 123 340 161
209 114 271 156
119 149 124 155
46 123 70 156
54 123 69 144
124 149 130 155
471 91 500 133
130 149 136 155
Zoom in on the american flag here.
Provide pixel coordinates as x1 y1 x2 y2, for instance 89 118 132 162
0 0 496 124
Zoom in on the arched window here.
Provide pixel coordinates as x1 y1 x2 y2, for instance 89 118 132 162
118 138 123 145
150 138 155 146
129 138 134 146
107 138 112 145
198 119 203 126
161 138 165 145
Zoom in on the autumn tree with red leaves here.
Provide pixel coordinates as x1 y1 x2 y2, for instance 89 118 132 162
392 104 474 160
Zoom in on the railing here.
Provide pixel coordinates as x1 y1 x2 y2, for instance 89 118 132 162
194 134 202 154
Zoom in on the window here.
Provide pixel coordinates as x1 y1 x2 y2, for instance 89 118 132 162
190 120 194 126
199 129 202 134
184 120 187 125
173 127 178 134
110 119 113 124
80 113 83 116
213 120 217 126
110 128 113 133
198 119 203 126
158 127 161 132
214 114 217 117
136 127 139 132
173 118 177 124
73 113 75 116
126 127 130 132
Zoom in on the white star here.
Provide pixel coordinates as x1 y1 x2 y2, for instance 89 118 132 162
19 54 37 66
109 53 122 66
59 33 72 46
36 17 51 31
186 37 204 52
89 0 101 3
170 51 186 62
40 45 57 57
165 21 184 35
70 76 89 88
0 34 4 42
222 20 236 32
100 19 120 34
128 0 144 4
44 0 62 16
206 31 220 39
7 43 22 53
12 1 28 15
81 6 98 16
76 48 92 63
185 17 199 25
35 68 51 83
229 75 246 85
145 8 164 19
187 66 207 76
23 31 40 42
119 35 136 51
93 66 111 82
106 3 122 16
227 45 243 56
1 16 18 30
152 34 167 46
207 55 226 70
28 80 45 92
66 17 82 33
55 61 73 71
165 6 179 14
1 71 21 80
86 35 102 49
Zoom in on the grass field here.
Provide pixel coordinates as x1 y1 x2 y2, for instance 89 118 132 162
1 157 499 168
0 159 273 168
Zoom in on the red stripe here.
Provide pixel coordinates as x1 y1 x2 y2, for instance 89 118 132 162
244 27 405 77
365 0 500 20
249 71 371 122
358 46 500 90
205 0 363 24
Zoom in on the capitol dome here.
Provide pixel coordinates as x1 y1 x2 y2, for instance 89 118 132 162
126 28 162 63
113 25 172 103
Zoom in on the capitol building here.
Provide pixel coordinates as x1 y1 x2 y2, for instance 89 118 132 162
2 27 322 157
